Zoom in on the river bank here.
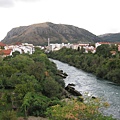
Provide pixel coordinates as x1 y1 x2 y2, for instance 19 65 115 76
50 59 120 120
47 48 120 84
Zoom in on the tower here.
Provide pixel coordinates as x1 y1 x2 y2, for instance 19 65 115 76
48 38 50 47
48 38 50 51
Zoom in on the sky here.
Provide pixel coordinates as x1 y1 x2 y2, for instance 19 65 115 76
0 0 120 41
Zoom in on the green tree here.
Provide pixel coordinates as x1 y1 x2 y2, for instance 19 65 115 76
96 44 111 58
43 77 61 98
12 51 20 57
21 92 50 117
9 55 34 72
0 56 3 63
27 62 45 82
1 110 17 120
14 83 35 105
80 46 85 53
0 65 18 77
46 98 115 120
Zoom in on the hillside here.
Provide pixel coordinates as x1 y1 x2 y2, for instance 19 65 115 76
99 33 120 42
2 22 101 45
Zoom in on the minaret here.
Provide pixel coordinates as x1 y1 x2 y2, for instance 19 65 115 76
48 38 50 51
48 38 50 47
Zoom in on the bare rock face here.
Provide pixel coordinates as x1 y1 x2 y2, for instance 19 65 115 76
2 22 101 45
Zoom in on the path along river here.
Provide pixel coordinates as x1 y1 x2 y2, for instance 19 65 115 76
50 59 120 120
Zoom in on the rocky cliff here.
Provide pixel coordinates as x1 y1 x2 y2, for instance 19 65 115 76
2 22 101 45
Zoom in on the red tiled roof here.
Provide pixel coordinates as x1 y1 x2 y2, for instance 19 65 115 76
0 49 12 55
0 42 6 46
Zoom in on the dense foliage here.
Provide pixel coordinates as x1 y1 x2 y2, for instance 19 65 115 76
47 44 120 84
0 47 116 120
46 97 114 120
0 48 65 119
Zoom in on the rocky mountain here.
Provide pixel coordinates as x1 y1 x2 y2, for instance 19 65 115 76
99 33 120 42
2 22 101 45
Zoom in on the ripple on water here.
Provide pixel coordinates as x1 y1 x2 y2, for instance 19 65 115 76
50 59 120 120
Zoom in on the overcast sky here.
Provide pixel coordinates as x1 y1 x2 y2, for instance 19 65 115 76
0 0 120 40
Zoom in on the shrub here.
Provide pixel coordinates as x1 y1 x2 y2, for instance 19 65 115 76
1 110 17 120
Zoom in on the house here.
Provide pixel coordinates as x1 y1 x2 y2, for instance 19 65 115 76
11 45 34 54
95 42 110 48
48 43 63 51
12 46 24 54
0 49 12 57
5 43 35 55
0 42 6 49
85 46 96 53
0 41 35 58
72 44 79 50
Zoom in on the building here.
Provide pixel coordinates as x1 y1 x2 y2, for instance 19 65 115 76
0 49 12 57
0 42 6 49
0 42 35 57
95 42 110 48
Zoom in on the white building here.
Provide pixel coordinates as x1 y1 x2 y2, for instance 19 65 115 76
5 43 35 55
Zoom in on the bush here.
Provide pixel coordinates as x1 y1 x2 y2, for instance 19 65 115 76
46 98 115 120
1 110 17 120
43 77 61 98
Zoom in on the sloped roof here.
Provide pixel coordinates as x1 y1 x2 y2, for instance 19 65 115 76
0 42 6 46
0 49 12 55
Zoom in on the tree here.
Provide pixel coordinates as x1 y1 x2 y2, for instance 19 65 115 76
80 46 85 53
21 92 50 117
13 83 35 105
0 56 3 63
12 51 20 57
43 77 61 98
0 65 18 78
9 55 34 72
9 73 41 91
27 62 45 82
0 65 18 88
1 110 17 120
46 98 114 120
0 47 66 118
110 44 118 51
96 44 111 58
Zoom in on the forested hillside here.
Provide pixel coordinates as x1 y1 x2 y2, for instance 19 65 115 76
48 44 120 84
99 33 120 42
0 48 66 119
0 48 116 120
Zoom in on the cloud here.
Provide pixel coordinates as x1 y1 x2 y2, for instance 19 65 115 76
15 0 40 2
0 0 14 8
0 0 41 8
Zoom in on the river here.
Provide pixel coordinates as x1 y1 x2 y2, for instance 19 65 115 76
50 59 120 120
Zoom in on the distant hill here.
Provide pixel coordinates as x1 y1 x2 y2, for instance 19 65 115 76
99 33 120 42
2 22 101 45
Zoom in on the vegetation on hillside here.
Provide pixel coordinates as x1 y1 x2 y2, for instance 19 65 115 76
47 44 120 84
0 48 116 120
0 48 65 119
2 22 101 45
99 33 120 42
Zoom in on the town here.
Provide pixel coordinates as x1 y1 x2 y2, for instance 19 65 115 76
0 41 120 57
